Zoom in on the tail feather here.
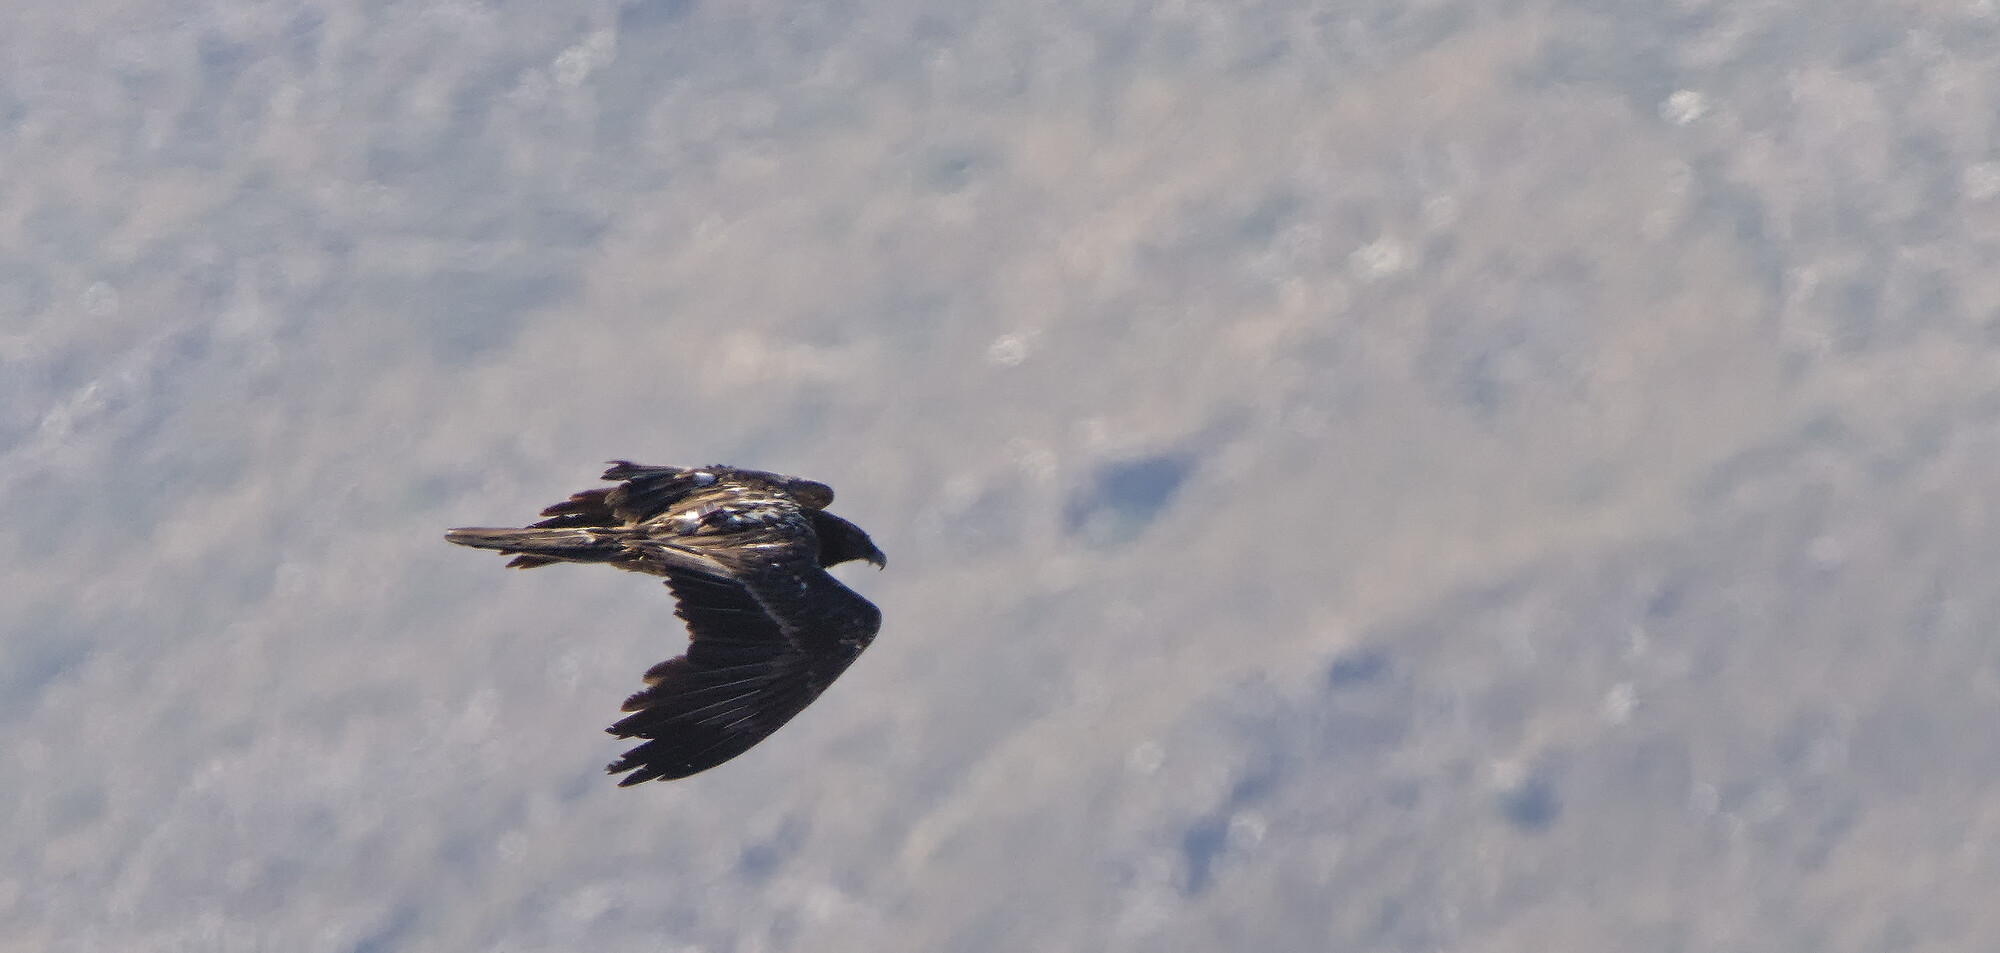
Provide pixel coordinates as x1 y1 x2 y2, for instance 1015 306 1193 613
443 527 630 567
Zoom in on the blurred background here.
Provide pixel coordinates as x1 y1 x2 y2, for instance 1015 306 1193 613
8 0 2000 949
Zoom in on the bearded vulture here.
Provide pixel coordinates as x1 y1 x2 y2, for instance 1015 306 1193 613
446 462 884 784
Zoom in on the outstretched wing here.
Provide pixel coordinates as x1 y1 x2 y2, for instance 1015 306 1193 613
604 510 881 784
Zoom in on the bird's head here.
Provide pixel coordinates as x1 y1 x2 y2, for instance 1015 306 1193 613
810 510 886 569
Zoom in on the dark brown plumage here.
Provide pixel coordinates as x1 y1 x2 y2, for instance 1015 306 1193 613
445 462 884 784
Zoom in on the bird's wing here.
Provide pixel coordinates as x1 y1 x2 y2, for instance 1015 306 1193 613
604 506 880 785
600 461 731 522
507 465 730 569
518 463 832 538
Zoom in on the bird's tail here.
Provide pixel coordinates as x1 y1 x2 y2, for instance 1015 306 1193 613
444 527 631 569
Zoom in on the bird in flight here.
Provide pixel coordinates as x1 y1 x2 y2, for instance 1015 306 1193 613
446 462 884 785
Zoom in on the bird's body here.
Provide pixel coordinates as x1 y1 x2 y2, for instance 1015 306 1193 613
446 462 884 785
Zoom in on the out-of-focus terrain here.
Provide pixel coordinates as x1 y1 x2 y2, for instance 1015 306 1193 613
7 1 2000 950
